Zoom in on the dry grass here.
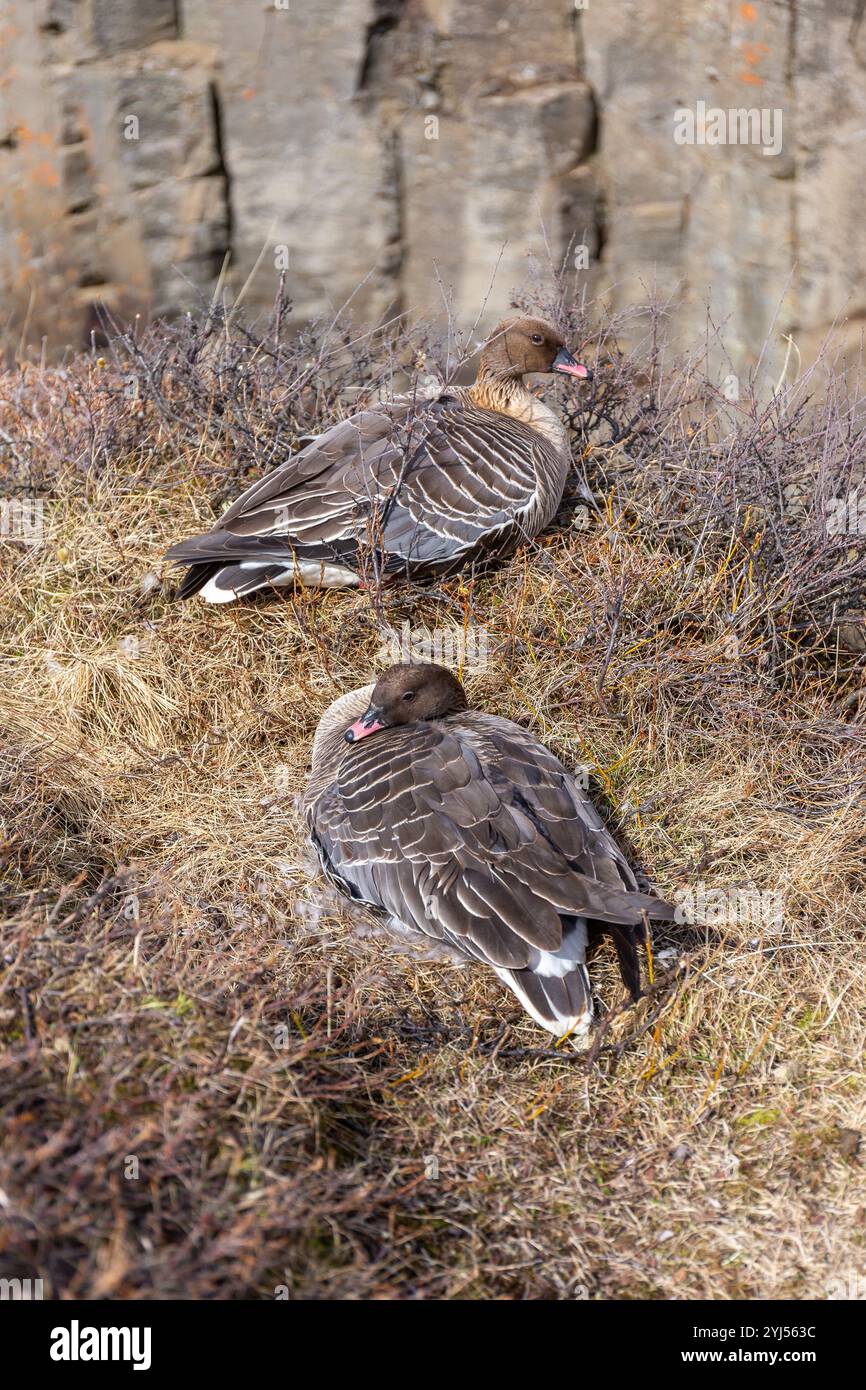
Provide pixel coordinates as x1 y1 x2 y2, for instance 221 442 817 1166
1 290 865 1299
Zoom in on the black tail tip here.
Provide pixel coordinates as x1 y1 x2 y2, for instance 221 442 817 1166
171 562 221 601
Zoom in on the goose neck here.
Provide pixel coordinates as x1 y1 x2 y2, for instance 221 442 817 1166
468 371 531 413
468 373 567 452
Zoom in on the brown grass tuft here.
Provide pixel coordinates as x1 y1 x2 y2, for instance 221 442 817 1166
1 289 865 1298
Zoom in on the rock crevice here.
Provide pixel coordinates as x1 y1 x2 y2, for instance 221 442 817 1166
1 0 863 374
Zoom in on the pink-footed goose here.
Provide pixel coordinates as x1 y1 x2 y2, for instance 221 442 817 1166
165 316 592 603
303 663 675 1040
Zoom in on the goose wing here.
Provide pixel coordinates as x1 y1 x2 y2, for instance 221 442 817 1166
166 394 548 576
308 716 674 992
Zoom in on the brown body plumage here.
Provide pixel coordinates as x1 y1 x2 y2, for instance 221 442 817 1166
304 663 675 1040
164 317 592 603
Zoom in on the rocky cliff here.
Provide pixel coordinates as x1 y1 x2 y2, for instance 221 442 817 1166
1 0 863 374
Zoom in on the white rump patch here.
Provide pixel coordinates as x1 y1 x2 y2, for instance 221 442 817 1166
495 920 593 1041
199 561 360 603
199 577 240 604
296 561 360 588
528 918 588 978
494 963 594 1041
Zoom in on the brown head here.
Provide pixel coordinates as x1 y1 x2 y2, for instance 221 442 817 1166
476 315 592 385
344 663 468 743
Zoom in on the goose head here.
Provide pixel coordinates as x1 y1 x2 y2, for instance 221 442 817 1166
476 316 592 385
344 662 468 743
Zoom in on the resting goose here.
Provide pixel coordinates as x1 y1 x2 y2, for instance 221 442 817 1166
303 663 676 1040
165 316 592 602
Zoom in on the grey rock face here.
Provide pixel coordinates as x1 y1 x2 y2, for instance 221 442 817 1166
0 0 862 378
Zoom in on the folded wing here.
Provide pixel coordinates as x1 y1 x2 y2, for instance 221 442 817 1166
167 394 547 593
307 714 675 1004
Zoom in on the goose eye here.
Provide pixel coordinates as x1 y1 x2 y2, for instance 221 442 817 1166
402 690 416 702
531 333 543 344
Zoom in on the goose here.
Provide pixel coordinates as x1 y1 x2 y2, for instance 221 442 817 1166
303 662 676 1040
165 316 592 603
